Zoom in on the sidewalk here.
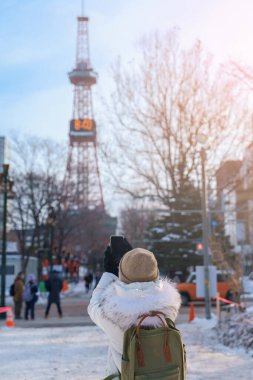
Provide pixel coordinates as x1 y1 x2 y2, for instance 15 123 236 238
2 290 244 328
12 315 94 328
0 293 95 328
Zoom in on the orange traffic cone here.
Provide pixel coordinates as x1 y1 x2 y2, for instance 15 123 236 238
5 309 15 327
62 280 69 293
189 303 195 322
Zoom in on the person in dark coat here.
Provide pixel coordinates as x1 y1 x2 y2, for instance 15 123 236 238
84 271 93 293
13 272 24 319
24 274 38 320
44 270 63 318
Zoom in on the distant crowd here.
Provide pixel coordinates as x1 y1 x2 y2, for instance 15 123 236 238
11 264 101 321
11 270 63 320
42 253 80 282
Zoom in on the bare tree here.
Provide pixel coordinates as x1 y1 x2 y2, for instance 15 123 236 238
99 30 253 278
9 135 67 274
120 204 156 247
227 61 253 91
102 31 251 207
11 173 47 273
9 135 114 275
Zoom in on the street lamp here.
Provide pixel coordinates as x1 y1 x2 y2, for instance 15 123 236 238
0 164 15 312
198 136 212 319
47 206 56 275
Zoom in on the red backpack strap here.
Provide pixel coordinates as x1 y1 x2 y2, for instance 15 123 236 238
135 311 171 367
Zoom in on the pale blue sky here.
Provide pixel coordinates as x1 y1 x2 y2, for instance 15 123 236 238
1 0 253 142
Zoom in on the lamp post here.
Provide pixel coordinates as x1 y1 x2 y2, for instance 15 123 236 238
200 148 212 319
47 206 56 275
0 164 15 312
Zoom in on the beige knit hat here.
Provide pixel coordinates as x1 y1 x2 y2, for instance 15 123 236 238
119 248 159 284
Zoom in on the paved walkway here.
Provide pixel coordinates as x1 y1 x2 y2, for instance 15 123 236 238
0 294 93 328
2 291 245 328
0 295 208 328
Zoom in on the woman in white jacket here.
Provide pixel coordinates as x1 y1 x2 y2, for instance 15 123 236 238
88 247 181 379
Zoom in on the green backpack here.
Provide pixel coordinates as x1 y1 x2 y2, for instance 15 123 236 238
105 311 186 380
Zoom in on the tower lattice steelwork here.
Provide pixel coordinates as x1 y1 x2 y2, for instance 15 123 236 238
64 11 104 210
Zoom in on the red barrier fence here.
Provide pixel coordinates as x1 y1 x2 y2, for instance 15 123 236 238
0 307 11 314
215 296 245 310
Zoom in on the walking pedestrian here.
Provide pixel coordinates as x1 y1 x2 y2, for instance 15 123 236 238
88 247 182 379
44 270 63 318
23 274 38 320
84 271 93 293
73 258 79 283
13 271 24 319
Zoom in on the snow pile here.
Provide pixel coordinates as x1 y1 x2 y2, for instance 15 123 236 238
180 314 219 350
215 308 253 354
179 316 253 380
242 277 253 298
189 314 217 329
62 281 86 297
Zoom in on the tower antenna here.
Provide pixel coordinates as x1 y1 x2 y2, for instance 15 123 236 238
81 0 85 16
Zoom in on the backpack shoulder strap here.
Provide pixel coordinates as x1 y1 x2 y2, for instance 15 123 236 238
165 317 179 331
134 312 171 370
103 374 120 380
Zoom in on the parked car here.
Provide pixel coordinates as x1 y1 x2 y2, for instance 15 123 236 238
177 270 235 306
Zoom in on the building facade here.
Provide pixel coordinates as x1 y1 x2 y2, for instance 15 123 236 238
216 147 253 273
0 241 38 296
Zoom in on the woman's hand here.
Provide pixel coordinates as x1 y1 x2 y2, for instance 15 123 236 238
103 246 119 276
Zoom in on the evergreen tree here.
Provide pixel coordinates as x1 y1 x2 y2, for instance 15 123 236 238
146 182 203 279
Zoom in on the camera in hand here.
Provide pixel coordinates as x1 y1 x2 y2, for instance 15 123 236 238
110 235 131 264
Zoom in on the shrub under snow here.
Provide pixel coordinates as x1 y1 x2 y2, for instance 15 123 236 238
215 307 253 354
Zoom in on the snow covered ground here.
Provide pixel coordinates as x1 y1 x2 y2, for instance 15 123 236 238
0 326 107 380
1 317 253 380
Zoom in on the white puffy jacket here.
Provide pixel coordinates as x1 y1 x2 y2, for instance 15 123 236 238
88 272 181 379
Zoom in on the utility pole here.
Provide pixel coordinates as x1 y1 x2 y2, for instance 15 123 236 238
0 165 8 310
0 164 14 316
200 148 212 319
47 206 56 275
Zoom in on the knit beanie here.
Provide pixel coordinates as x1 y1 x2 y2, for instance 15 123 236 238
28 274 35 282
119 248 159 284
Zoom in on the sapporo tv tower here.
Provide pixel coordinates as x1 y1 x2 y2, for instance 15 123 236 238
64 2 104 210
